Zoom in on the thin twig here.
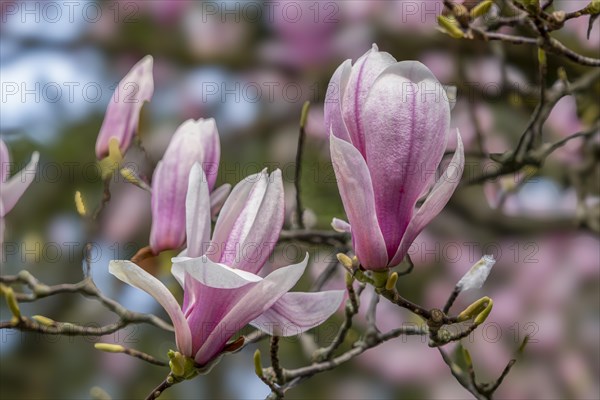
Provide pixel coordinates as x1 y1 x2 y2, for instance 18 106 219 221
93 178 112 220
443 286 461 314
293 101 310 229
145 375 175 400
280 325 427 393
270 336 284 385
315 280 362 361
0 271 172 335
108 345 168 367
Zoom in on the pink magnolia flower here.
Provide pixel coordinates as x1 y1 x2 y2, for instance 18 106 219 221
149 118 226 254
325 44 464 270
95 55 154 159
110 164 343 367
1 139 39 244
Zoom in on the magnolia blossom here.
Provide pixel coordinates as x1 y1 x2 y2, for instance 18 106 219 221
110 164 343 367
95 55 154 159
325 44 464 270
149 118 226 254
1 139 39 245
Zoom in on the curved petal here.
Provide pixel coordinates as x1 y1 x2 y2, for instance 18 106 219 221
173 254 262 321
331 217 351 233
222 170 284 274
250 290 345 336
185 164 211 258
209 183 232 218
95 55 154 159
324 59 352 143
210 170 267 265
390 131 464 266
0 139 9 183
362 62 450 258
384 60 440 84
457 255 496 291
149 119 220 254
109 260 192 357
173 255 262 290
330 134 387 269
343 44 397 155
193 254 309 365
195 118 221 190
0 151 39 217
149 160 186 253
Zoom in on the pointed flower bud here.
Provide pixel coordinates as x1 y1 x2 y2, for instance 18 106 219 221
253 349 264 378
385 272 399 291
95 56 153 159
94 343 126 353
120 167 151 192
1 284 21 320
326 45 464 270
32 315 56 326
74 191 87 217
587 0 600 15
470 0 494 19
337 253 354 270
437 16 465 39
149 119 220 254
457 296 493 325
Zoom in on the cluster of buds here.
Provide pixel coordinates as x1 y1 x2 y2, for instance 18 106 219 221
437 0 495 39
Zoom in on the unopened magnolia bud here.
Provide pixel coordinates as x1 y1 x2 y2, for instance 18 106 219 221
586 0 600 15
474 299 493 325
253 349 263 378
74 191 87 217
470 0 494 19
385 272 398 291
337 253 354 270
120 168 151 192
1 285 21 320
94 343 125 353
438 16 465 39
32 315 55 326
168 351 186 377
457 296 492 323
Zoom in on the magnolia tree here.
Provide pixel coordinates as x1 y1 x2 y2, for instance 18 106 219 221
1 1 599 399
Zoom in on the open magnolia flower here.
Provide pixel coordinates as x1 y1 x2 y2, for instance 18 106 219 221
0 139 39 245
326 44 464 270
149 118 229 254
110 164 343 369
